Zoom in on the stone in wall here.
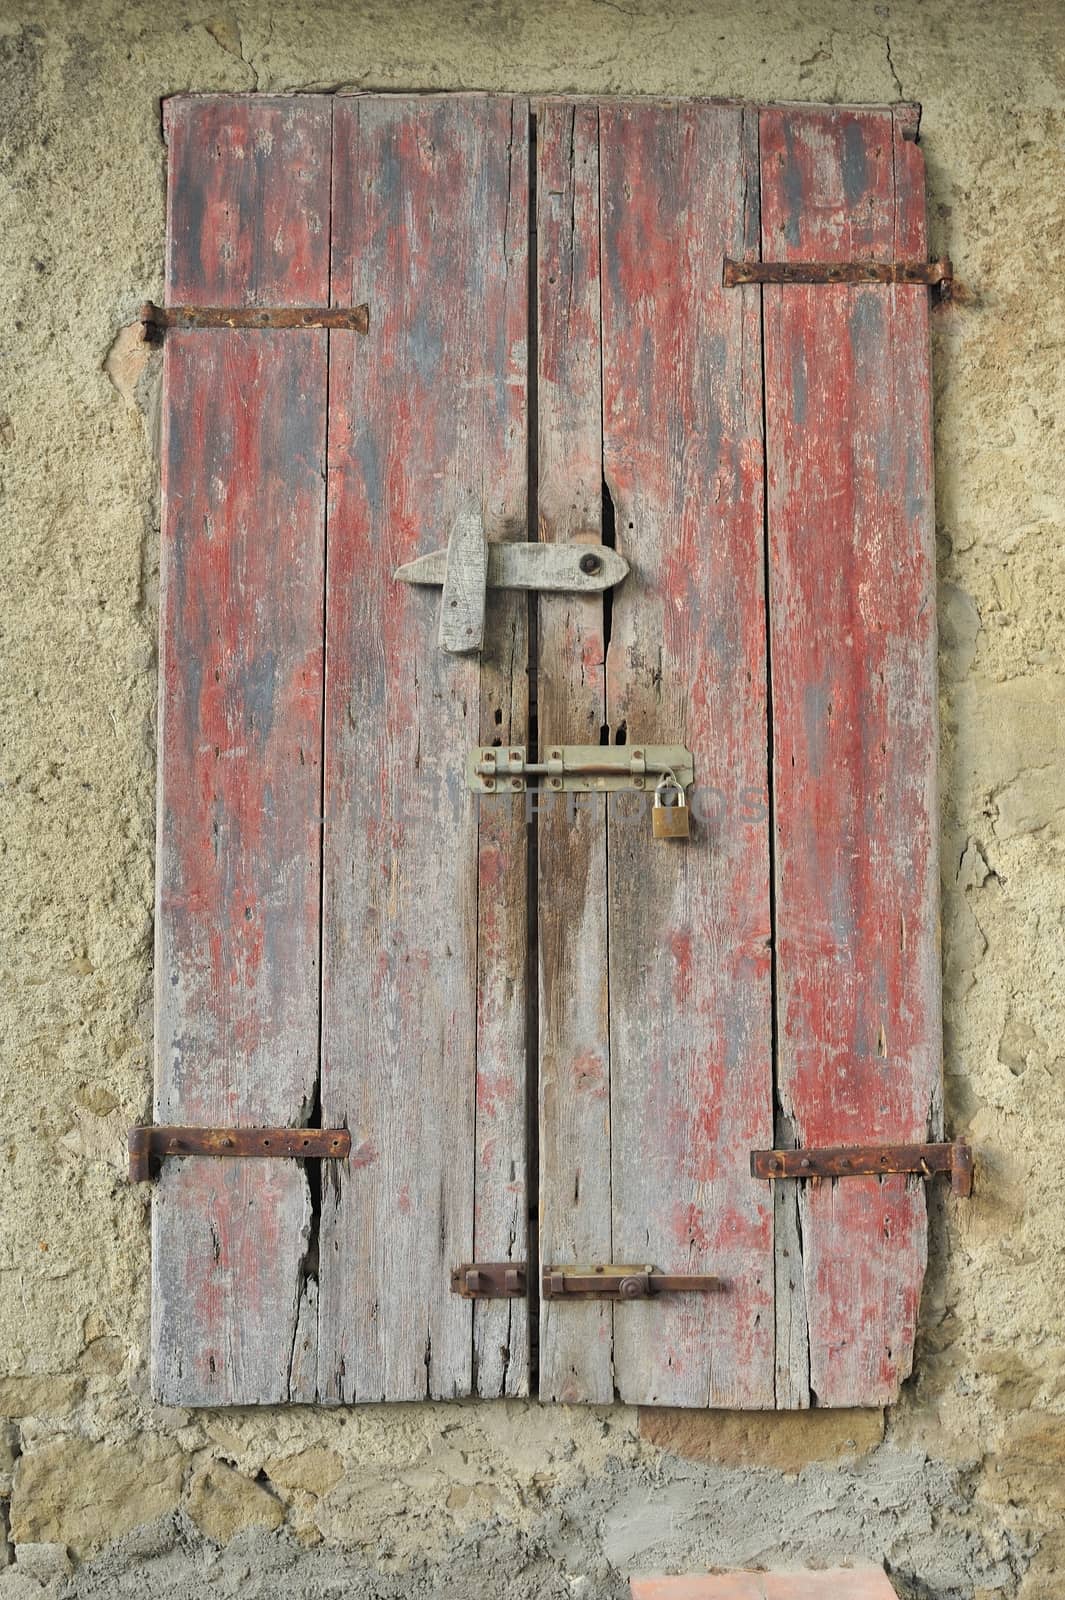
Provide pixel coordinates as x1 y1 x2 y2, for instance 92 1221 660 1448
9 1437 183 1559
185 1461 284 1545
638 1408 886 1471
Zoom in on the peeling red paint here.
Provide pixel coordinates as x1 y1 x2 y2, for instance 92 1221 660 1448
762 106 939 1406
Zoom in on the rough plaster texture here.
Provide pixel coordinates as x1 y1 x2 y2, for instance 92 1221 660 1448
0 1 1063 1596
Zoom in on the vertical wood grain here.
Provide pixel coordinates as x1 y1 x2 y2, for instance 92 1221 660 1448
154 96 331 1404
472 103 532 1400
761 106 941 1406
318 95 529 1401
600 103 775 1407
535 102 614 1403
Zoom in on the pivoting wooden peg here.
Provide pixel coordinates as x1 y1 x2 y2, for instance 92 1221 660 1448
395 510 630 656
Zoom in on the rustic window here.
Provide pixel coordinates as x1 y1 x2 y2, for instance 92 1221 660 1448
149 94 943 1409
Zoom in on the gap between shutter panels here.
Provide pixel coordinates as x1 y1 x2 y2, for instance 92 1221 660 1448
151 93 946 1408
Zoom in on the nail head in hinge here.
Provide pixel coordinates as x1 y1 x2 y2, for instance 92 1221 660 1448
139 301 370 342
450 1262 527 1298
722 257 954 302
541 1264 723 1300
128 1125 352 1183
750 1140 974 1197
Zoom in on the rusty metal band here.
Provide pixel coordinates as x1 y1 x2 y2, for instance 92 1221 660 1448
723 257 953 296
541 1268 722 1300
750 1141 973 1197
140 300 370 339
128 1125 352 1183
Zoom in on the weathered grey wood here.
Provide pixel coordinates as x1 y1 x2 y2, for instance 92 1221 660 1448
153 95 331 1405
772 1169 811 1409
318 95 529 1401
536 101 615 1404
288 1277 319 1404
601 102 775 1407
470 101 532 1400
439 508 489 653
396 539 629 594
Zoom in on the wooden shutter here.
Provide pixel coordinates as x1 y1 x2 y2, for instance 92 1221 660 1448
316 96 530 1402
152 94 941 1410
533 100 939 1409
536 102 774 1408
155 93 529 1405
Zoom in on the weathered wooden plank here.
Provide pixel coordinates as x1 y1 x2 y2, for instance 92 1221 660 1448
535 101 614 1403
154 95 331 1404
318 95 529 1401
471 100 532 1400
761 106 941 1407
439 509 489 654
600 103 775 1407
395 539 628 594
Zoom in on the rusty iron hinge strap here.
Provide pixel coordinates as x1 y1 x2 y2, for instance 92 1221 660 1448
542 1265 722 1300
139 301 370 341
128 1125 352 1183
450 1263 528 1298
750 1140 973 1197
723 257 953 300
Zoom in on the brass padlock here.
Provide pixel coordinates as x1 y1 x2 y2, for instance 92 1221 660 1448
652 774 690 839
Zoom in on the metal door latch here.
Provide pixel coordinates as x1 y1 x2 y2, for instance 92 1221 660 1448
467 744 694 795
395 510 629 654
542 1265 721 1300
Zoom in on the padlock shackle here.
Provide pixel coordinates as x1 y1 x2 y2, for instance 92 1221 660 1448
653 771 685 806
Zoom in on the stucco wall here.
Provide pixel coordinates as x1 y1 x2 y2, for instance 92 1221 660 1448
1 1 1063 1596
